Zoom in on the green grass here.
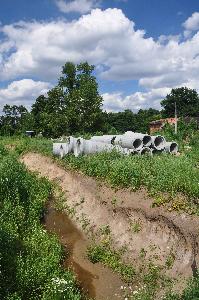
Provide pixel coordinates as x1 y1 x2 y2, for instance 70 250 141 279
0 147 82 300
1 134 199 212
87 244 135 283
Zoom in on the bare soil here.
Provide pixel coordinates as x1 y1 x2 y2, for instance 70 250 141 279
21 153 199 290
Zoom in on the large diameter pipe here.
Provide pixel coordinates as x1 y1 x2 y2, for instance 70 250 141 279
165 142 178 154
66 136 77 153
151 135 165 150
124 131 152 147
74 139 128 157
138 147 153 156
53 143 69 158
114 135 143 150
90 135 118 144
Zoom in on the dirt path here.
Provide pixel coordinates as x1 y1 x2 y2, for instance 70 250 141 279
21 153 199 285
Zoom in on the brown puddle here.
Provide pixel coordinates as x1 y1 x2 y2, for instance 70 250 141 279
44 205 124 300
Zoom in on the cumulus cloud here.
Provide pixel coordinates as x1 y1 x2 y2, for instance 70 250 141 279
0 8 199 111
0 79 52 109
55 0 101 14
102 88 170 112
183 12 199 37
184 12 199 30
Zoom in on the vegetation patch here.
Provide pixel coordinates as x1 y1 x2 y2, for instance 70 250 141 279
0 148 82 300
87 244 135 283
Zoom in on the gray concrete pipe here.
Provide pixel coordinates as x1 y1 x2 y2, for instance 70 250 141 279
91 133 149 149
114 135 143 150
66 136 78 153
165 142 178 154
124 131 152 147
138 147 153 156
74 139 128 157
90 135 118 144
151 135 165 150
53 143 69 158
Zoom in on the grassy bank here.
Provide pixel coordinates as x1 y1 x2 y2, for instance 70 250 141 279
0 146 82 300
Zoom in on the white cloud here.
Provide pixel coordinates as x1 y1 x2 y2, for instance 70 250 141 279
55 0 101 14
0 9 199 111
183 12 199 37
0 79 52 109
183 12 199 31
103 88 170 112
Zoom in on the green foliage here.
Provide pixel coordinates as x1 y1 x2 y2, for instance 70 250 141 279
161 87 199 118
62 148 199 202
0 105 29 136
87 244 135 282
0 149 81 300
31 61 104 137
105 108 160 134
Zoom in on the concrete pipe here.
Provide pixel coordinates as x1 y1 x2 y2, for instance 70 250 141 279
114 135 143 150
66 136 78 154
138 147 153 156
151 135 165 150
165 142 178 154
90 135 118 144
53 143 69 158
73 138 84 157
152 148 165 155
124 131 152 147
74 139 127 157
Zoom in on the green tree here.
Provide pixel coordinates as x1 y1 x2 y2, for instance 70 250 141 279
161 87 199 118
0 105 28 135
105 108 160 134
59 61 103 133
31 89 68 137
135 108 161 133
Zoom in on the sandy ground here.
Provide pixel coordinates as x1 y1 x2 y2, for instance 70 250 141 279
21 153 199 284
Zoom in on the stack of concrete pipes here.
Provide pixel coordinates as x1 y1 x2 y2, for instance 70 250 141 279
53 131 178 158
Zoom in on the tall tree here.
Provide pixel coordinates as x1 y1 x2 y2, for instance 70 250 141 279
161 87 199 118
59 61 103 133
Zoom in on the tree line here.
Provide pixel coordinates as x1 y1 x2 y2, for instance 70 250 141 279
0 62 199 137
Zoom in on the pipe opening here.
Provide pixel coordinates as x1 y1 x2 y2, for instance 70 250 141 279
153 136 165 149
133 138 142 149
74 139 83 157
170 142 178 154
143 135 152 147
140 147 152 156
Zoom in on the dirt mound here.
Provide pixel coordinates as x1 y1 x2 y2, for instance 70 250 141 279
21 153 199 282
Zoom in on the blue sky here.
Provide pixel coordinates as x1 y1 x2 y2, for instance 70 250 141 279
0 0 199 112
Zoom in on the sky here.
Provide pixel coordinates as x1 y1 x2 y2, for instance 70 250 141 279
0 0 199 112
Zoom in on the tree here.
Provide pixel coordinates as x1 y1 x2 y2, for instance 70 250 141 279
30 61 103 137
105 108 160 134
161 87 199 118
0 105 28 135
31 89 68 137
59 61 103 133
105 110 137 133
135 108 161 133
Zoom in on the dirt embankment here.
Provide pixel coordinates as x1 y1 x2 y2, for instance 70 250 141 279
21 153 199 282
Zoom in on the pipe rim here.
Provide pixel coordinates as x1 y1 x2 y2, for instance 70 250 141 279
153 136 165 150
133 138 143 150
143 135 152 147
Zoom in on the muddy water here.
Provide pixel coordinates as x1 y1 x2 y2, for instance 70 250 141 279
44 205 124 300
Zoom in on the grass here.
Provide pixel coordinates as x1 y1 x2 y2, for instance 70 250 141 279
0 146 82 300
0 130 199 299
1 134 198 213
87 244 136 283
